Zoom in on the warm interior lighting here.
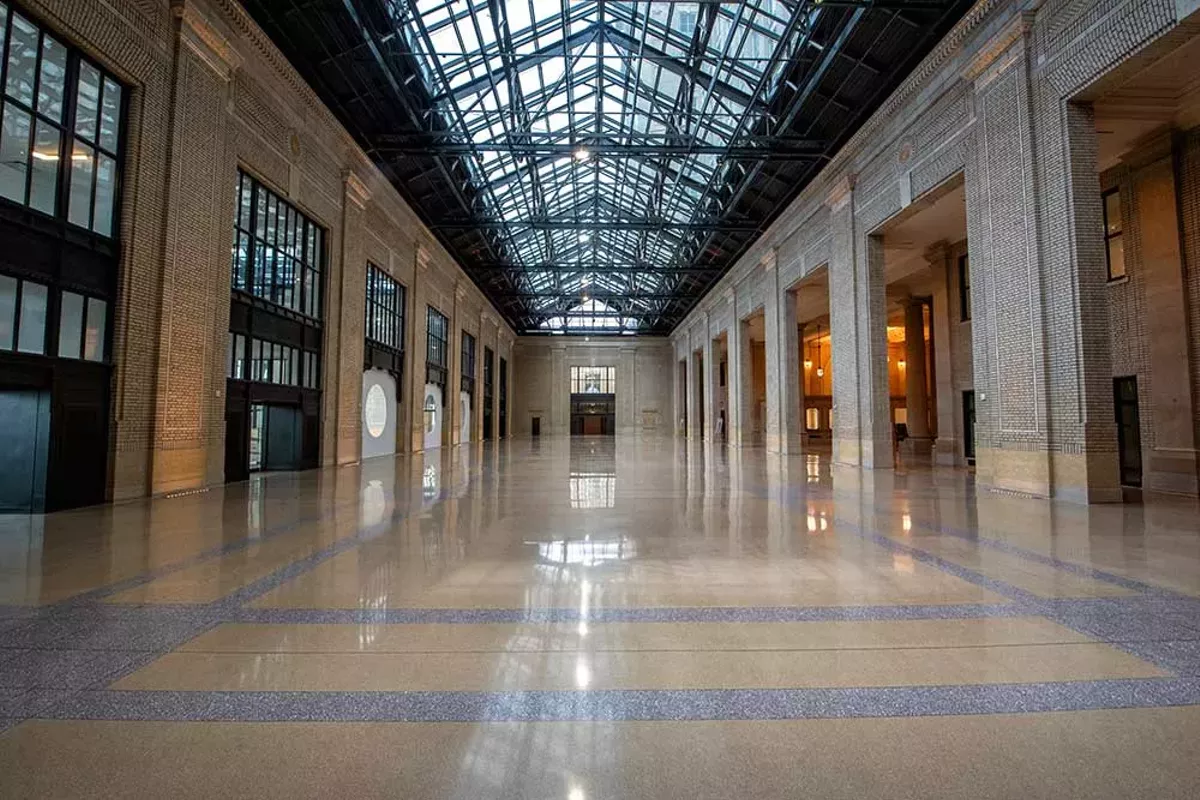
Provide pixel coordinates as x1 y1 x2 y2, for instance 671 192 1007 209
886 326 906 343
31 151 58 161
803 360 812 369
898 360 906 369
816 367 824 377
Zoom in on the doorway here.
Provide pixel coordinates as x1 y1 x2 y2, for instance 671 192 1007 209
245 403 305 473
962 390 976 466
0 389 51 513
1114 377 1142 487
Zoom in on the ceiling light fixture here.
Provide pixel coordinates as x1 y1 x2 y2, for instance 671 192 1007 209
573 147 590 162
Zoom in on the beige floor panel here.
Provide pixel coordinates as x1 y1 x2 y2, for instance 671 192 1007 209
181 617 1091 654
4 709 1200 799
115 641 1163 691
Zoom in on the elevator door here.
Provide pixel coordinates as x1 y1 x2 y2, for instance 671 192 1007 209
1114 377 1142 487
0 390 51 512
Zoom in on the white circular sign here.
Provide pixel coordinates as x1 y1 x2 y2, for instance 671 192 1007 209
364 383 388 438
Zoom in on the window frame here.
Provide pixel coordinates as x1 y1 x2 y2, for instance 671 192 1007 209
232 169 326 320
460 330 476 398
1102 187 1126 282
425 306 449 388
570 365 616 395
0 5 126 238
364 263 406 353
958 253 971 322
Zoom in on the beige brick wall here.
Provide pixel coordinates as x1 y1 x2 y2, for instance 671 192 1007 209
25 0 516 501
512 338 674 437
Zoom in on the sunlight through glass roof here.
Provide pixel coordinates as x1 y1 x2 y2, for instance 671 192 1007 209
388 0 817 332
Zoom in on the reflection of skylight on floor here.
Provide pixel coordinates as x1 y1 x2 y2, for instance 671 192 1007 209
569 473 616 508
537 537 633 565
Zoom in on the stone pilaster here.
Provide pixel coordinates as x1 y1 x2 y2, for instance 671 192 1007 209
150 1 239 493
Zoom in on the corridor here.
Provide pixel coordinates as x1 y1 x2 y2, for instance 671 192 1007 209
3 439 1200 798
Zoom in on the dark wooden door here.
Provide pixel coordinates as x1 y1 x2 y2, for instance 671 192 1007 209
1114 377 1142 487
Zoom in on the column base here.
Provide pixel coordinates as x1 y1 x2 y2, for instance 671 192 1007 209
901 436 935 458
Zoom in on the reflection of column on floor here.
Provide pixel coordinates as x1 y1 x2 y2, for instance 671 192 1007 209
903 296 932 454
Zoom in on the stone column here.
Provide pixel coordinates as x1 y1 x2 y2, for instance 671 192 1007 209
765 249 801 454
550 343 567 435
903 297 932 451
409 247 429 453
1128 134 1199 495
726 289 746 447
448 284 465 446
335 171 371 466
826 175 863 465
928 242 959 465
700 312 714 442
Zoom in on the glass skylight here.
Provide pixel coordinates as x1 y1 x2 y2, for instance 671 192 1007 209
388 0 815 331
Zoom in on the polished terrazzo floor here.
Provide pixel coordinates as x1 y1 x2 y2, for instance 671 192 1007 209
3 436 1200 798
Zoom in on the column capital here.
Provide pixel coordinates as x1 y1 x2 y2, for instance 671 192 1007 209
173 0 241 80
964 12 1034 90
761 248 778 272
825 174 856 212
343 170 371 210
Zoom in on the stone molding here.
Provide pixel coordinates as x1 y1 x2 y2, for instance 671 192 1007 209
825 174 857 212
173 0 241 80
343 170 371 210
965 12 1034 91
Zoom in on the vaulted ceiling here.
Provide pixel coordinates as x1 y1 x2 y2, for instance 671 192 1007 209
242 0 972 335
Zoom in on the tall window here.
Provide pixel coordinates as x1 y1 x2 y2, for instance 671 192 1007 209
483 346 494 398
232 170 324 319
958 254 971 321
571 366 615 394
460 330 475 398
364 264 404 351
0 4 123 235
1103 188 1125 281
425 306 448 387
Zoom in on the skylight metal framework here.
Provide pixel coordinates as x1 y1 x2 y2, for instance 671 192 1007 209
242 0 970 334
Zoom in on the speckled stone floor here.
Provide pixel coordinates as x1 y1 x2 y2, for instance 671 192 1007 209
2 436 1200 798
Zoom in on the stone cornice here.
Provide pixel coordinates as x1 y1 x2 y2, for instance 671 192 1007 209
964 11 1034 90
343 170 371 210
173 0 240 80
825 174 857 212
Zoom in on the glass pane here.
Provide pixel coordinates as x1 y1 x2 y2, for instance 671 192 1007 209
290 348 299 386
28 120 59 214
37 35 67 122
0 273 15 350
99 78 121 151
1104 191 1122 235
92 153 116 235
1108 235 1126 280
0 102 31 202
83 297 106 361
16 280 47 354
67 140 94 227
238 174 252 229
4 14 38 105
75 62 101 141
233 334 245 379
57 290 83 358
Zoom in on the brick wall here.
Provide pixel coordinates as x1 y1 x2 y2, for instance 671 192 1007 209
25 0 516 501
